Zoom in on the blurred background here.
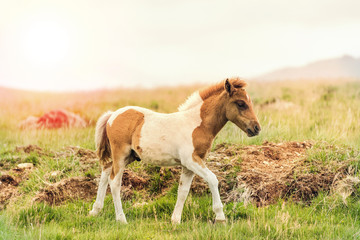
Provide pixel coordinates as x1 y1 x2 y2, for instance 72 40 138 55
1 0 360 91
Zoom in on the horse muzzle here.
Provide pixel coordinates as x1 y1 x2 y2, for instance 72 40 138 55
246 122 261 137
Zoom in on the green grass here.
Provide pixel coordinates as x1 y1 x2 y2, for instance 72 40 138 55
1 79 360 239
2 194 360 239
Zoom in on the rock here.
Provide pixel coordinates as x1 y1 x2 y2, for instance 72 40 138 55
50 171 62 177
17 163 34 169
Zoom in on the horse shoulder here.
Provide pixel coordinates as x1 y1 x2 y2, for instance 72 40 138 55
191 125 213 166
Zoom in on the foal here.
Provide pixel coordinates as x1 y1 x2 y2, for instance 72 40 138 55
89 78 261 224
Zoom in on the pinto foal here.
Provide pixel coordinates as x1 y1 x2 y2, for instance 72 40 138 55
89 78 261 224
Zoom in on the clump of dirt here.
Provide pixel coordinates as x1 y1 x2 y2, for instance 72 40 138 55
0 168 33 209
0 175 19 186
34 177 98 205
0 176 19 210
15 145 46 155
33 170 150 205
122 170 149 189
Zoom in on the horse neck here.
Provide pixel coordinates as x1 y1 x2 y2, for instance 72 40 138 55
199 92 228 137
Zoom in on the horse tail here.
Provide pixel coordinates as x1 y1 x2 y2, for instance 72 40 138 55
95 111 113 166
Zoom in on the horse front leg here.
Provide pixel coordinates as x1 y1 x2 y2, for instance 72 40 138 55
183 155 226 223
171 166 195 224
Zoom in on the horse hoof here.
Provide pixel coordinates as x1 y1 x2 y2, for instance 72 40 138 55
215 219 226 224
117 220 128 224
89 210 99 216
171 219 181 225
116 217 128 224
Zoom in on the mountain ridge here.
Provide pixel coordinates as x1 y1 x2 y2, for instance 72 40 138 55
255 55 360 81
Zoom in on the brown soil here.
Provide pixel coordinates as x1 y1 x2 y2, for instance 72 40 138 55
0 175 19 209
15 144 46 155
0 168 32 209
33 177 98 205
216 141 326 205
1 142 354 207
33 169 150 205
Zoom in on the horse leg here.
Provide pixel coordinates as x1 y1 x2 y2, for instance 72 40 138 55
89 165 111 216
183 157 226 223
171 166 195 224
108 146 130 223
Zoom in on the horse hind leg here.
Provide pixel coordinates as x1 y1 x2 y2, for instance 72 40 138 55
109 145 131 223
171 166 195 224
89 163 112 216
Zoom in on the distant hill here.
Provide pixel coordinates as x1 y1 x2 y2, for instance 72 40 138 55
256 55 360 81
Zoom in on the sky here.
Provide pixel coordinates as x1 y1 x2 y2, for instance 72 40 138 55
1 0 360 91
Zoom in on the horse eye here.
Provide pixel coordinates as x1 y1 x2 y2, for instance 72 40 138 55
236 101 247 110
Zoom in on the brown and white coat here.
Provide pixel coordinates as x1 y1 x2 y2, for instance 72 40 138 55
89 78 261 224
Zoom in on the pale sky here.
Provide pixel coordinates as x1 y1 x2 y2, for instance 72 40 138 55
1 0 360 91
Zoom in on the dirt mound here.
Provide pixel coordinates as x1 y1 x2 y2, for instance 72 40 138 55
15 144 45 155
34 177 98 205
0 177 18 210
176 141 351 206
0 175 19 186
33 170 150 205
213 141 350 206
4 142 355 207
0 175 19 209
122 170 149 189
0 168 32 209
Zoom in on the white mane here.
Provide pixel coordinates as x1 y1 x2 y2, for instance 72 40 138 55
177 91 202 111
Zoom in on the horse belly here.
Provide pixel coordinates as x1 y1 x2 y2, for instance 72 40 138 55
135 110 197 167
138 133 183 167
140 147 180 166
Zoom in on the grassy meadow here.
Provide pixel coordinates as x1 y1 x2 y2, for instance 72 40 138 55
0 79 360 239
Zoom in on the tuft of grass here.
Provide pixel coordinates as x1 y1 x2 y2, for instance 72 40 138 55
17 203 63 227
23 153 39 166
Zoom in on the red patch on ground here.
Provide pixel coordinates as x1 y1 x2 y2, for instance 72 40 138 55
19 110 87 129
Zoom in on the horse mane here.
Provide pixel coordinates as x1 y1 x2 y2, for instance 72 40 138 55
178 77 247 111
178 91 202 111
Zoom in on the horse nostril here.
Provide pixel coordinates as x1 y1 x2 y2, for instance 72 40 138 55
254 125 259 133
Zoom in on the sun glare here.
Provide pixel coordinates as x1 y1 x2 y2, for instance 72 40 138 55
21 19 70 67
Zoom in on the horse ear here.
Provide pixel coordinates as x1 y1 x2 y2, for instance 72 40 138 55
225 79 235 96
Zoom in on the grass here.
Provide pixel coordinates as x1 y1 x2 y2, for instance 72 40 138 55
1 79 360 239
2 194 360 239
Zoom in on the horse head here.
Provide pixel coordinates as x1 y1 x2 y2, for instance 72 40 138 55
223 79 261 137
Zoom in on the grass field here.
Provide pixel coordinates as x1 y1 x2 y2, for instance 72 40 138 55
0 79 360 239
